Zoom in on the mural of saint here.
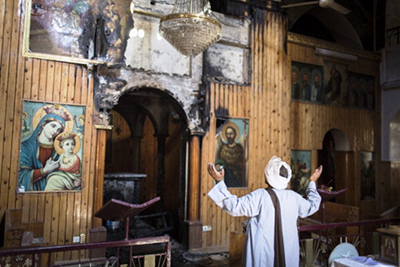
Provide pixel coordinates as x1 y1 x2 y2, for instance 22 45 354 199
324 63 343 105
300 69 311 101
291 66 301 100
215 119 248 187
310 70 323 103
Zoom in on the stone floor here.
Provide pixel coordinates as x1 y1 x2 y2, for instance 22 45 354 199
170 238 231 267
106 227 231 266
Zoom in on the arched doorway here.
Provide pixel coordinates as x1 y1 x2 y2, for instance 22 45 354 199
104 88 188 241
318 128 353 204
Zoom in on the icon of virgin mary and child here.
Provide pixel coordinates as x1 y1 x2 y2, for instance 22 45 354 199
19 104 82 191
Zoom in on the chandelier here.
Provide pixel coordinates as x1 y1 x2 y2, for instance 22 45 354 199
159 0 222 57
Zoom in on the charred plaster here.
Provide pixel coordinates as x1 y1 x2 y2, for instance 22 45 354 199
93 1 251 132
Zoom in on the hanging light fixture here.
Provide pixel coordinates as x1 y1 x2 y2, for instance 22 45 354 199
159 0 222 57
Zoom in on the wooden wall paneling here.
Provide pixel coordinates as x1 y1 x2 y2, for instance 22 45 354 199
220 84 225 115
11 11 27 212
378 161 390 211
0 0 14 219
250 20 259 190
335 151 349 204
233 85 238 117
263 13 270 169
353 151 361 208
279 17 287 159
84 78 95 234
270 12 278 156
231 85 236 116
92 129 106 228
46 61 55 101
225 84 230 116
290 103 298 148
81 68 88 103
29 195 39 223
258 16 266 187
201 84 252 247
50 193 61 260
278 15 286 160
74 66 82 103
390 162 400 205
71 192 81 259
64 193 74 259
57 195 68 259
0 0 95 251
60 63 70 103
52 62 63 102
73 66 88 249
140 117 158 203
214 84 222 247
43 194 53 244
0 0 5 63
67 65 76 103
20 196 30 223
39 60 48 100
348 152 356 206
206 119 215 246
36 194 45 223
23 58 33 99
31 59 41 100
214 83 220 114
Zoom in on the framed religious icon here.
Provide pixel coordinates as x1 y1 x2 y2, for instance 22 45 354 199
377 228 400 265
23 0 134 64
215 117 249 188
19 100 85 192
290 150 311 196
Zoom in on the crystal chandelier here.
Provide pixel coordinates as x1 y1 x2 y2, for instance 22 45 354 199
159 0 222 57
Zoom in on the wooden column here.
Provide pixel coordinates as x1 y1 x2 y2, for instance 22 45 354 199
92 125 112 227
185 131 203 249
156 134 167 211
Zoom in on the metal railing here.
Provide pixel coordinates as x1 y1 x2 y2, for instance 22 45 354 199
298 217 400 266
0 235 171 267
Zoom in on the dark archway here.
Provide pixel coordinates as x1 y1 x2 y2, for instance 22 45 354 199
104 88 189 241
318 128 350 192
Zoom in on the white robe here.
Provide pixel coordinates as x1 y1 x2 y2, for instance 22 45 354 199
208 180 321 267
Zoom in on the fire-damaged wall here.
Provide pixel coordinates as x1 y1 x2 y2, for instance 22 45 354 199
93 0 251 131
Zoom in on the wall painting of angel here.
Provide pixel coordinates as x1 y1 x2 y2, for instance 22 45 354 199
215 117 249 188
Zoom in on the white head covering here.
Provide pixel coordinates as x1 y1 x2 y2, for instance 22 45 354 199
264 156 292 189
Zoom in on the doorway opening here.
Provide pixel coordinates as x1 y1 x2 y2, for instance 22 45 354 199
318 128 351 204
104 88 189 242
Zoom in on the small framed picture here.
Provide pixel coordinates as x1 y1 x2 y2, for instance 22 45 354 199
379 233 398 265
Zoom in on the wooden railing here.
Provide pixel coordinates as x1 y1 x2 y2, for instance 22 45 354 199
0 235 171 267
